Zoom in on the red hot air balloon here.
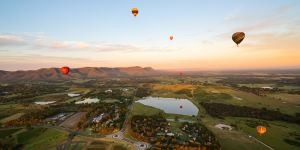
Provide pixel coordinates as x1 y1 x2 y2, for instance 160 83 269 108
170 36 174 40
61 66 70 75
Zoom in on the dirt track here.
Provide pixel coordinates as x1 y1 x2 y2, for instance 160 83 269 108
60 112 87 129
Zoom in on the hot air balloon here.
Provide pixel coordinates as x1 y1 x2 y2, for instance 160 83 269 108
180 105 183 109
232 32 245 46
61 66 70 75
170 36 173 40
256 126 267 135
179 72 183 77
132 8 138 17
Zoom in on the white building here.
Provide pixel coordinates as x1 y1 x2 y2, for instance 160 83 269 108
261 86 273 90
93 113 108 123
105 89 113 93
68 93 81 97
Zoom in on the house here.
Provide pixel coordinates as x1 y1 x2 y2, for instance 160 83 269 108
68 93 80 97
167 133 175 136
261 86 273 90
92 113 108 123
105 89 113 93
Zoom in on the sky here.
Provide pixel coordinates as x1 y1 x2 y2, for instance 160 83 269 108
0 0 300 71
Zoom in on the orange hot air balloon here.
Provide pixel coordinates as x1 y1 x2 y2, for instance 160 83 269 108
256 126 267 135
232 32 245 46
170 36 173 40
132 8 138 17
61 66 70 75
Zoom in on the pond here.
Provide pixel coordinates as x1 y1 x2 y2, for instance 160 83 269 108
75 98 99 104
136 97 198 116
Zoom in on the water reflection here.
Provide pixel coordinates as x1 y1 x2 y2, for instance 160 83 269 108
136 97 198 116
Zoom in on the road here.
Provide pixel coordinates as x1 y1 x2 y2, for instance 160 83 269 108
248 135 274 150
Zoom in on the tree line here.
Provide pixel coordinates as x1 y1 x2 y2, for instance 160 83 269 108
201 102 300 124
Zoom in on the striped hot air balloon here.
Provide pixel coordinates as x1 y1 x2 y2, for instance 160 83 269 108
232 32 245 46
132 8 138 17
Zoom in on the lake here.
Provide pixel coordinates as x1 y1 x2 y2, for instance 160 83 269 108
136 97 198 116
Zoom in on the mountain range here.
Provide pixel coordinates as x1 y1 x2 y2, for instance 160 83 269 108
0 66 161 82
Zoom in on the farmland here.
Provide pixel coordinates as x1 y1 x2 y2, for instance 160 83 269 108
0 73 299 150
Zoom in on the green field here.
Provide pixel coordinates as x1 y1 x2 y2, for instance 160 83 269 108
224 117 300 150
0 113 24 124
17 128 46 144
277 85 300 90
86 140 131 150
194 85 299 115
238 83 300 90
112 145 128 150
132 102 164 116
18 128 68 150
238 84 275 88
0 128 20 138
0 127 68 149
103 99 120 103
267 93 300 104
69 142 87 150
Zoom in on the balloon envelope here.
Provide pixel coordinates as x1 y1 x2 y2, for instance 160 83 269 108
256 126 267 135
232 32 245 46
132 8 138 17
170 36 173 40
61 66 70 75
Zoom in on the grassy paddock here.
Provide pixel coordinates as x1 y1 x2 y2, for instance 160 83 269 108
193 85 299 115
224 117 300 150
0 113 25 124
0 128 20 139
19 128 68 150
131 102 164 116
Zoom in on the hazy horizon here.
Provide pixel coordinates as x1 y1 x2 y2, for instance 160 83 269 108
1 0 300 71
1 65 300 72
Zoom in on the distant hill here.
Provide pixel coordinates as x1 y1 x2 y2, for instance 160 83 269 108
0 66 162 82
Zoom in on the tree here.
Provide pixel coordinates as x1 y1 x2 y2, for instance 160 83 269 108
174 116 179 122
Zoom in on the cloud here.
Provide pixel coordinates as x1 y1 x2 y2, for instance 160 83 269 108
50 41 90 49
0 54 107 71
218 3 300 51
0 33 177 52
242 31 300 51
51 42 69 49
0 34 25 46
223 3 299 33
